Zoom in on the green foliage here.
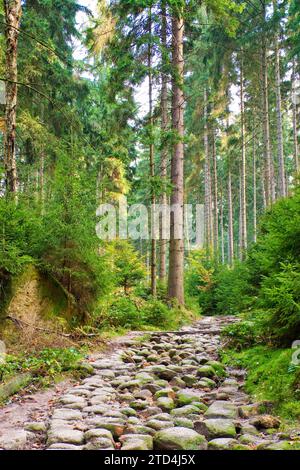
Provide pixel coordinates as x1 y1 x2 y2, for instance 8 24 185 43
106 241 146 294
0 347 84 384
185 251 252 315
221 346 300 421
189 186 300 346
222 311 268 350
93 291 191 331
258 263 300 346
103 296 142 329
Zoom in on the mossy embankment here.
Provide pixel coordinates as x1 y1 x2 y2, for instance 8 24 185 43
221 344 300 423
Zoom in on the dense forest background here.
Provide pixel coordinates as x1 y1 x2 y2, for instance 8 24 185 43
0 0 300 420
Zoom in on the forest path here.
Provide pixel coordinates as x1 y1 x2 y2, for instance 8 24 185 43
1 316 299 450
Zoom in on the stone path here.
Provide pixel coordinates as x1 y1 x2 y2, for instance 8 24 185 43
4 316 300 450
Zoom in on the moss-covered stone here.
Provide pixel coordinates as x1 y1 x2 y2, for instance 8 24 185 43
154 427 207 450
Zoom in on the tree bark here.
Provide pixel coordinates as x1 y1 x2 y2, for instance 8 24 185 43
253 132 257 243
228 167 234 266
240 55 247 259
273 0 286 198
159 0 168 281
220 185 225 264
204 89 213 255
3 0 22 198
261 2 275 205
226 91 234 267
292 59 299 173
148 7 156 297
168 8 184 305
212 127 218 259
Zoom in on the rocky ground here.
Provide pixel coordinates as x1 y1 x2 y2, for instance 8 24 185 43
1 316 300 451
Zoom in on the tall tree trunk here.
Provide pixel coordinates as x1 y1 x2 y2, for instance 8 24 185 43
220 185 225 264
168 8 184 305
148 7 156 297
240 56 247 258
226 91 234 267
212 128 218 259
238 173 242 261
204 89 213 255
159 0 168 281
3 0 22 198
292 59 299 173
261 2 275 205
228 167 234 266
253 132 257 243
273 0 286 198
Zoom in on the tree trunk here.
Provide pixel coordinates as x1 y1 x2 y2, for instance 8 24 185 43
220 185 225 264
261 2 275 205
240 56 247 258
226 91 234 267
168 8 184 305
3 0 22 198
273 0 286 198
148 7 156 297
253 133 257 243
292 59 299 173
159 0 168 281
228 167 234 266
204 89 213 255
212 128 218 260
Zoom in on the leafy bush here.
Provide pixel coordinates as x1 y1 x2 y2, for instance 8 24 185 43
105 241 146 294
258 263 300 346
104 296 142 329
222 312 268 350
185 251 252 316
221 346 300 421
0 347 84 383
142 299 172 327
93 292 192 331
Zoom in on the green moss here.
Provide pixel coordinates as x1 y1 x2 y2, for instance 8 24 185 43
221 346 300 422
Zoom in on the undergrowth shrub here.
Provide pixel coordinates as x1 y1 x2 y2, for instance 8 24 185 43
0 347 85 384
185 250 252 315
92 292 192 331
221 346 300 421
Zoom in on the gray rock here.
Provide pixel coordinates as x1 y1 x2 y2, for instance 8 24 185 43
205 401 238 420
197 366 216 378
52 409 82 421
208 438 238 450
170 405 200 417
195 419 237 439
174 417 194 429
0 430 29 450
120 434 153 451
147 419 174 431
84 437 114 450
156 397 175 411
25 422 47 433
48 443 83 450
176 390 203 406
47 429 84 446
154 427 207 450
